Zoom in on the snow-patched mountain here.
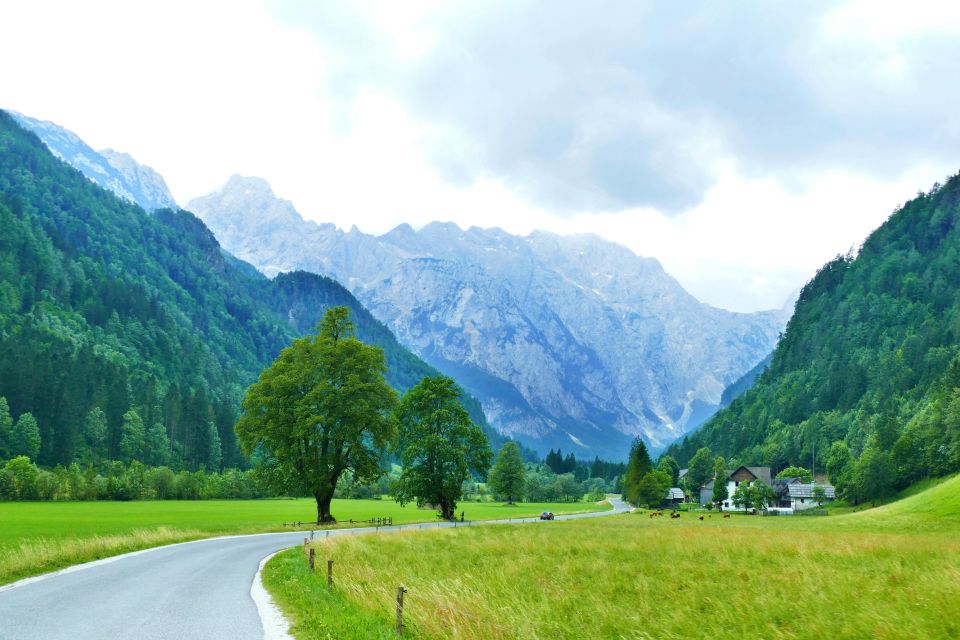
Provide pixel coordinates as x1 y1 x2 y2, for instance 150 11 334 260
189 176 787 458
10 112 177 211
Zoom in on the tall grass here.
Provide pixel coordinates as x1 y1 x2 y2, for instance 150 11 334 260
0 527 208 585
0 498 608 584
265 480 960 639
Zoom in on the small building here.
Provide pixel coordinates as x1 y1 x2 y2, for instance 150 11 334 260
771 479 836 512
699 466 773 510
665 487 685 507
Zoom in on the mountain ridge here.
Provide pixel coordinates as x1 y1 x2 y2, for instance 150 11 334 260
188 175 788 457
0 110 504 469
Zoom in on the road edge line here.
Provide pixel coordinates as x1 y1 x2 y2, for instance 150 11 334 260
252 550 293 640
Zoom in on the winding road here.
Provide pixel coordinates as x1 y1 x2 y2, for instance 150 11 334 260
0 498 630 640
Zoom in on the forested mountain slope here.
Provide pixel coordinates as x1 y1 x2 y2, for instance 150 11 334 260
669 174 960 501
0 111 495 470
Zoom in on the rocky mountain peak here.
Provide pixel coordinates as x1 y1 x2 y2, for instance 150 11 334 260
188 177 788 458
7 111 177 211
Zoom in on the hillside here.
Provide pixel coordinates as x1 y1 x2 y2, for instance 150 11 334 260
187 176 786 458
669 174 960 502
0 110 498 469
9 111 177 211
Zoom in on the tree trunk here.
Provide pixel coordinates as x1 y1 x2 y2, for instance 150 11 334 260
316 490 336 524
440 498 454 520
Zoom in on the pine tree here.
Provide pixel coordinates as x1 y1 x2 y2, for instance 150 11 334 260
83 407 109 464
0 397 13 460
623 437 653 505
119 410 145 462
206 421 222 471
145 421 170 466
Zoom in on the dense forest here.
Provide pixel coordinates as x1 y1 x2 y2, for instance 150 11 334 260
669 174 960 503
0 110 502 476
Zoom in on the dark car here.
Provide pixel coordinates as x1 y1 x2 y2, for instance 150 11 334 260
539 511 555 520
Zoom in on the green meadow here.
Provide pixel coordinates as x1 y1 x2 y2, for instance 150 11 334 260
0 499 608 584
265 476 960 640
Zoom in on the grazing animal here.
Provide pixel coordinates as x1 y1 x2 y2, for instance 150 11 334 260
723 513 731 519
670 512 680 519
698 515 704 521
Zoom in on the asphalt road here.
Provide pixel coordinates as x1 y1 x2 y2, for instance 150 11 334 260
0 498 630 640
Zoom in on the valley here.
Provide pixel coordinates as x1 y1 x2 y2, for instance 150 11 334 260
267 476 960 639
2 4 960 638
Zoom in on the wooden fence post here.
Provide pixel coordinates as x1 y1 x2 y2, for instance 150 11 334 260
309 547 315 570
327 559 334 588
303 538 308 554
396 586 407 634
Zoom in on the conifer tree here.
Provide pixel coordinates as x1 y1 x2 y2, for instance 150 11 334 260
0 397 13 460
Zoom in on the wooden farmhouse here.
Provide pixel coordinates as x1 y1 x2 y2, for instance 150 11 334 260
699 465 772 509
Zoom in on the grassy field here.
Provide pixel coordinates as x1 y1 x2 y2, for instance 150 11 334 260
0 498 608 585
264 477 960 640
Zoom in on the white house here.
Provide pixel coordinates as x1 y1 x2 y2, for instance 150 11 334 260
699 466 772 510
771 477 836 512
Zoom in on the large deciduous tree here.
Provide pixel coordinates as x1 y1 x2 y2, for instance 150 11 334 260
685 447 714 493
488 441 526 503
392 376 492 520
657 455 680 487
236 307 398 524
636 470 672 508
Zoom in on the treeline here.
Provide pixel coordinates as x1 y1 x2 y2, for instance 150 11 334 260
0 456 266 501
543 448 626 483
466 443 622 505
668 174 960 503
0 110 502 472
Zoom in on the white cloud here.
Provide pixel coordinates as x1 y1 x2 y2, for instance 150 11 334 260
1 1 957 313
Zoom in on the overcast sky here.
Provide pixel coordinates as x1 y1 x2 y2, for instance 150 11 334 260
2 1 959 312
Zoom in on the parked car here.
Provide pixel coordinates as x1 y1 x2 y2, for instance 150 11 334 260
539 511 555 520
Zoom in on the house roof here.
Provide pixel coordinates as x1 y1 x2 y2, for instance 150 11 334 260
678 468 688 479
787 483 836 499
743 466 772 485
666 488 685 500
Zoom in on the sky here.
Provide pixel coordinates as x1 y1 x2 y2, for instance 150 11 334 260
2 1 959 312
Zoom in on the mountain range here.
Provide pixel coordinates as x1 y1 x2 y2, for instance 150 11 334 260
187 178 788 457
0 110 499 469
12 111 790 459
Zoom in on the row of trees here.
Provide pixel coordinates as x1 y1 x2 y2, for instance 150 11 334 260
481 442 613 503
237 308 493 523
0 456 265 501
542 448 627 483
0 396 228 474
